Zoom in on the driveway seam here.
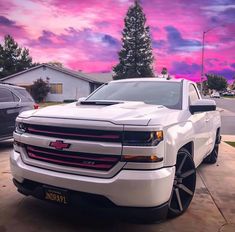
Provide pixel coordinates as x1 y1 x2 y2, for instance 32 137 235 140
198 170 228 225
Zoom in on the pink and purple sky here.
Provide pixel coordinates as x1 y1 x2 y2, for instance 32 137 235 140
0 0 235 81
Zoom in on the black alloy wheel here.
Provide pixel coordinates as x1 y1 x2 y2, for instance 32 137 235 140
168 148 196 218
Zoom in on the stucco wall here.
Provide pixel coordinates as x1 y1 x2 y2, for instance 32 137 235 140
2 66 91 102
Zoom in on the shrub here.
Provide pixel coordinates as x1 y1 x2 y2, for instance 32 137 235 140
31 78 50 103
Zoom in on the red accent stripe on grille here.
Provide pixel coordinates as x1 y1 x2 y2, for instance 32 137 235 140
25 144 120 171
28 152 113 169
27 146 118 162
28 127 120 139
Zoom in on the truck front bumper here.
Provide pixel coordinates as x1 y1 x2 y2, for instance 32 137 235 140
11 150 175 208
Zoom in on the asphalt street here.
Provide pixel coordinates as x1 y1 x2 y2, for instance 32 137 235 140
213 97 235 135
214 97 235 113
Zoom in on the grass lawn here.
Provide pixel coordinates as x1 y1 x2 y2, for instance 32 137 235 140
225 141 235 148
39 102 63 108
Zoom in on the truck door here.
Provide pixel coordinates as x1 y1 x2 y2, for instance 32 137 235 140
0 88 20 138
188 84 210 166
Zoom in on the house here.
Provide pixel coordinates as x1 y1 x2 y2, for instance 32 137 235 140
1 64 113 102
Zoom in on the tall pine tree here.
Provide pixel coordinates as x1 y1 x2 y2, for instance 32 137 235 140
113 0 154 80
0 35 34 79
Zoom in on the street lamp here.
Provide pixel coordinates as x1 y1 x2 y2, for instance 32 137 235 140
200 25 224 93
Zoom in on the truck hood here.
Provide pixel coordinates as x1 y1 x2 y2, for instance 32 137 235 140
19 101 179 126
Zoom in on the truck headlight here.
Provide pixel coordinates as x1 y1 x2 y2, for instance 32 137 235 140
15 122 27 134
123 130 163 146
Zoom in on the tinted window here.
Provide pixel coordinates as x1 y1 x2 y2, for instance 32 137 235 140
16 89 34 102
189 84 199 104
87 81 182 109
0 88 14 102
12 93 20 102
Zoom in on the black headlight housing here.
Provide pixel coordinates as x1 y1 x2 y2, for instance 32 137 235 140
14 122 163 147
123 131 163 146
15 122 27 134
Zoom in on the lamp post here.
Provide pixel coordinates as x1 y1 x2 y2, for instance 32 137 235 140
200 25 224 93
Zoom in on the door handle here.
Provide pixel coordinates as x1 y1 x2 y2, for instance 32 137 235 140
205 118 210 122
15 104 21 109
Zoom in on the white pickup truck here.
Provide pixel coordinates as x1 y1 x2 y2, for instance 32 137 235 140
11 78 221 222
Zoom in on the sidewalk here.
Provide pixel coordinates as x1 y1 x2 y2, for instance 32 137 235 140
222 135 235 142
198 141 235 232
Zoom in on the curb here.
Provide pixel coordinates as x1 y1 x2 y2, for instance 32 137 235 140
217 108 224 112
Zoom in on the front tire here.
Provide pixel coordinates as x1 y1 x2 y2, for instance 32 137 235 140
168 148 196 218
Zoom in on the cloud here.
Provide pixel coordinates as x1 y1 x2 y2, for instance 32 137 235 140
0 15 22 29
231 63 235 69
220 7 235 23
29 27 120 48
170 61 201 75
0 16 15 26
38 30 56 46
67 60 116 73
0 1 15 13
0 15 26 38
207 4 235 24
102 34 119 46
164 26 201 53
207 68 235 80
205 58 220 67
152 39 166 49
95 21 110 28
27 27 121 65
202 4 235 13
219 36 234 43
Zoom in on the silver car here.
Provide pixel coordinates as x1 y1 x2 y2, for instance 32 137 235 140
210 92 220 98
0 83 37 141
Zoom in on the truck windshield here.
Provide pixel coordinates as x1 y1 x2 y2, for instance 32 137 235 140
87 81 182 109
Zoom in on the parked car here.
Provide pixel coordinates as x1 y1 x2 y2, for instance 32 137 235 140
0 83 38 141
11 79 221 223
221 91 235 97
210 92 220 98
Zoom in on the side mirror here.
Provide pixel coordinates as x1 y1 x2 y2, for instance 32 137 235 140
189 99 216 114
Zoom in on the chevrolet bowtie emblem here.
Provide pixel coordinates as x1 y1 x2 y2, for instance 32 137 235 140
49 140 71 150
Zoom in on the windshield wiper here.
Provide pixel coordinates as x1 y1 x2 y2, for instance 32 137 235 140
79 100 123 106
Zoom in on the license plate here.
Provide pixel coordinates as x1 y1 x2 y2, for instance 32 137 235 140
43 186 69 205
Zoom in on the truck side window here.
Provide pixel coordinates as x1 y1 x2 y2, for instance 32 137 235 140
189 84 199 104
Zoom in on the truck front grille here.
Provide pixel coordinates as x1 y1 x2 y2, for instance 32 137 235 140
25 124 122 143
25 145 120 171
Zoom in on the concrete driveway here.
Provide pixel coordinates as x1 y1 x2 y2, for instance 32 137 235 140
0 139 235 232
